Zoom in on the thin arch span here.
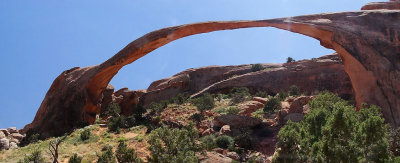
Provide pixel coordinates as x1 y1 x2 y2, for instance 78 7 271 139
27 10 400 137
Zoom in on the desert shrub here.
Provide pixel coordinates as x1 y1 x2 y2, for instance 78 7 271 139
97 145 116 163
263 97 281 114
147 123 199 163
148 101 168 114
169 93 189 105
252 108 264 120
254 91 268 98
286 57 295 63
80 128 91 141
277 91 288 101
390 128 400 156
288 85 299 96
68 153 82 163
229 87 250 105
192 93 215 113
116 140 143 163
216 135 234 149
189 113 204 123
272 92 391 163
132 104 146 119
251 64 264 72
201 135 217 150
103 102 121 117
108 115 127 133
234 132 253 149
216 94 229 102
18 149 45 163
20 129 40 146
226 107 240 115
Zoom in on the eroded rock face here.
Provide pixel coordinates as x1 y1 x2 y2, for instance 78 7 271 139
24 5 400 137
362 0 400 10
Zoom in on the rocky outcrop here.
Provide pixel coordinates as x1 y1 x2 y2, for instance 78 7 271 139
213 115 262 128
0 127 24 150
25 3 400 137
362 0 400 10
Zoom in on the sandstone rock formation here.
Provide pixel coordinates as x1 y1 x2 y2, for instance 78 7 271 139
362 0 400 10
25 1 400 137
0 127 24 150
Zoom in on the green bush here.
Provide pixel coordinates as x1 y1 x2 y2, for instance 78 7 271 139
276 91 288 101
18 149 45 163
147 123 199 163
97 146 116 163
286 57 295 63
390 128 400 156
251 64 264 72
148 101 168 114
272 92 391 163
263 97 281 114
80 128 91 141
201 135 217 151
288 85 299 96
254 91 268 98
108 115 127 133
216 94 229 102
103 102 121 117
216 135 234 149
226 107 240 115
229 87 250 105
193 93 215 113
19 129 40 146
132 104 146 120
116 140 143 163
189 113 204 123
68 153 82 163
234 132 253 149
169 93 189 105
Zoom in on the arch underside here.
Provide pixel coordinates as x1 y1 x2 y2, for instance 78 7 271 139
26 10 400 137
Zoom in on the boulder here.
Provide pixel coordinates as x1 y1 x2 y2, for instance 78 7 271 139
219 125 231 135
0 138 9 150
200 152 232 163
214 115 262 128
9 138 19 144
9 142 18 149
11 133 24 141
202 128 215 137
0 132 5 139
288 96 314 114
7 127 18 134
252 97 268 104
0 129 9 136
238 101 264 116
226 152 240 161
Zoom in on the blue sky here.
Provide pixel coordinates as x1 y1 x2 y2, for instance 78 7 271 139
0 0 377 129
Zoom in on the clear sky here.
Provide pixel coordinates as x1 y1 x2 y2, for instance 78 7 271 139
0 0 378 129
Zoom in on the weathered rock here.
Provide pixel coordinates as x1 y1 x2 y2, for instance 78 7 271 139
200 152 232 163
7 127 17 134
284 113 304 123
252 97 268 104
113 88 142 116
288 96 314 114
100 84 114 116
9 142 18 149
0 129 8 137
362 1 400 10
0 132 5 139
24 6 400 137
0 138 9 150
202 128 215 137
238 101 264 116
214 115 262 128
9 138 19 144
226 152 240 161
219 125 231 135
11 133 24 141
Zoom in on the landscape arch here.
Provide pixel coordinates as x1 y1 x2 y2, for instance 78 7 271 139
25 10 400 138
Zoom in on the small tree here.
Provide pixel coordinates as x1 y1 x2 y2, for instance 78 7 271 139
288 85 299 96
229 87 250 105
103 102 121 117
201 135 217 151
108 115 127 133
193 93 215 113
68 153 82 163
216 135 234 149
97 146 116 163
80 128 91 141
116 140 143 163
264 97 281 114
286 57 295 63
48 135 68 163
251 64 264 72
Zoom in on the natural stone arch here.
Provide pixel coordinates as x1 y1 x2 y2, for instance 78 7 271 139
25 10 400 138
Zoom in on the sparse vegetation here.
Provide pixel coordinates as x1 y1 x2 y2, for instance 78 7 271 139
254 91 268 98
272 92 391 162
216 135 234 149
234 132 253 150
200 135 217 150
251 64 264 72
229 87 250 105
103 102 121 117
108 115 127 133
97 145 116 163
277 91 288 101
18 149 45 163
68 153 82 163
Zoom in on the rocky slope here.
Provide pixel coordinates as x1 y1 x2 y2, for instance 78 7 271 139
24 0 400 138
